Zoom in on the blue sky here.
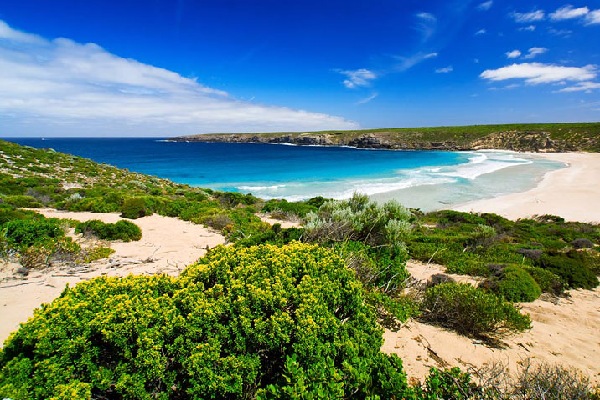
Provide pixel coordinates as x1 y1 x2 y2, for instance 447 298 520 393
0 0 599 137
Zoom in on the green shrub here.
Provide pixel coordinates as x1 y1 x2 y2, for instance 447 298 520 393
336 240 410 293
304 193 412 249
421 282 531 339
1 195 43 208
537 251 599 289
0 205 38 225
120 197 148 219
0 243 414 399
81 246 115 263
494 266 542 302
261 198 319 218
524 266 565 295
3 218 65 249
76 219 142 242
416 367 476 399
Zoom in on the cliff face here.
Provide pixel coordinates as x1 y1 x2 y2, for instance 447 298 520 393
173 123 600 152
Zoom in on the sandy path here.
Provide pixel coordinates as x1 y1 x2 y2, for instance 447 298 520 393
382 261 600 385
0 210 226 344
453 153 600 223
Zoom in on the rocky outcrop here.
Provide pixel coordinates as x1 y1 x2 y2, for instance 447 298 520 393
470 131 576 152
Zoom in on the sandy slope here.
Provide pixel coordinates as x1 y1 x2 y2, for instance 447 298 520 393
382 262 600 385
0 210 226 343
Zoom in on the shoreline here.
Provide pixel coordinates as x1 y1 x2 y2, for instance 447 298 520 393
452 152 600 223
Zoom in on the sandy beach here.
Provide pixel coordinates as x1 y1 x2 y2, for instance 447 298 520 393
453 152 600 223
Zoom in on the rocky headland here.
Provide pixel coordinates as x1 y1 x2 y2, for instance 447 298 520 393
173 122 600 152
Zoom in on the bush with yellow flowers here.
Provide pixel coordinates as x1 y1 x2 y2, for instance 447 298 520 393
0 242 412 399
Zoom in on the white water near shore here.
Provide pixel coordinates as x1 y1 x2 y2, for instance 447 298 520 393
453 152 600 223
243 151 562 205
370 151 561 211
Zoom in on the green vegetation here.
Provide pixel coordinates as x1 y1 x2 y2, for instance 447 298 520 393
178 122 600 152
421 282 531 339
75 219 142 242
0 214 82 269
485 266 542 302
0 243 413 399
261 197 325 218
407 210 600 299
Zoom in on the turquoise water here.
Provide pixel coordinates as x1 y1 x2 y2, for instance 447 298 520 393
9 138 564 211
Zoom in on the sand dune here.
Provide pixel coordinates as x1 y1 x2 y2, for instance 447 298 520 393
0 210 226 343
382 262 600 385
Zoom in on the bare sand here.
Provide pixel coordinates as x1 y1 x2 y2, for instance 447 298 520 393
382 262 600 385
453 153 600 223
0 210 226 343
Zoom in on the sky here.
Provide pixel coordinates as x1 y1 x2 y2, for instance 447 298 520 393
0 0 599 137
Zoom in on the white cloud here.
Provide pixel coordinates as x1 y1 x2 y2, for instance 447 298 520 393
480 63 596 84
550 5 589 20
523 47 548 59
512 10 545 23
478 1 493 11
585 9 600 24
357 92 378 104
0 20 357 136
393 52 437 72
557 81 600 92
506 49 522 59
475 29 487 35
338 68 377 89
435 66 453 73
414 12 437 41
519 25 536 31
548 27 572 36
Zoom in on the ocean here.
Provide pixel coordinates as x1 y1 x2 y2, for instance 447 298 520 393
8 138 564 211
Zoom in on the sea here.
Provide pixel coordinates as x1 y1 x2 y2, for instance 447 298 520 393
8 138 564 212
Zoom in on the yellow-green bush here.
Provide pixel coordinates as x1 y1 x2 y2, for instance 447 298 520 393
0 243 413 399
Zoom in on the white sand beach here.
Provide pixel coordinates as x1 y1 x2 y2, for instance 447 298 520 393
453 153 600 223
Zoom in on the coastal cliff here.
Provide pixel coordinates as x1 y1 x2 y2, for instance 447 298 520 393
173 122 600 152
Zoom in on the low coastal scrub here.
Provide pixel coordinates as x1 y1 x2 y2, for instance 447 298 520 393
0 213 81 269
421 282 531 339
1 140 599 398
0 243 414 399
2 243 589 399
261 196 325 218
75 219 142 242
481 265 542 302
407 210 600 298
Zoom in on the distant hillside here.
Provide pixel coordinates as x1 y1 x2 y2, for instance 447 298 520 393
173 122 600 152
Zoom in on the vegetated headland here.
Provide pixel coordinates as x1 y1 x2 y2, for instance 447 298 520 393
173 122 600 152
